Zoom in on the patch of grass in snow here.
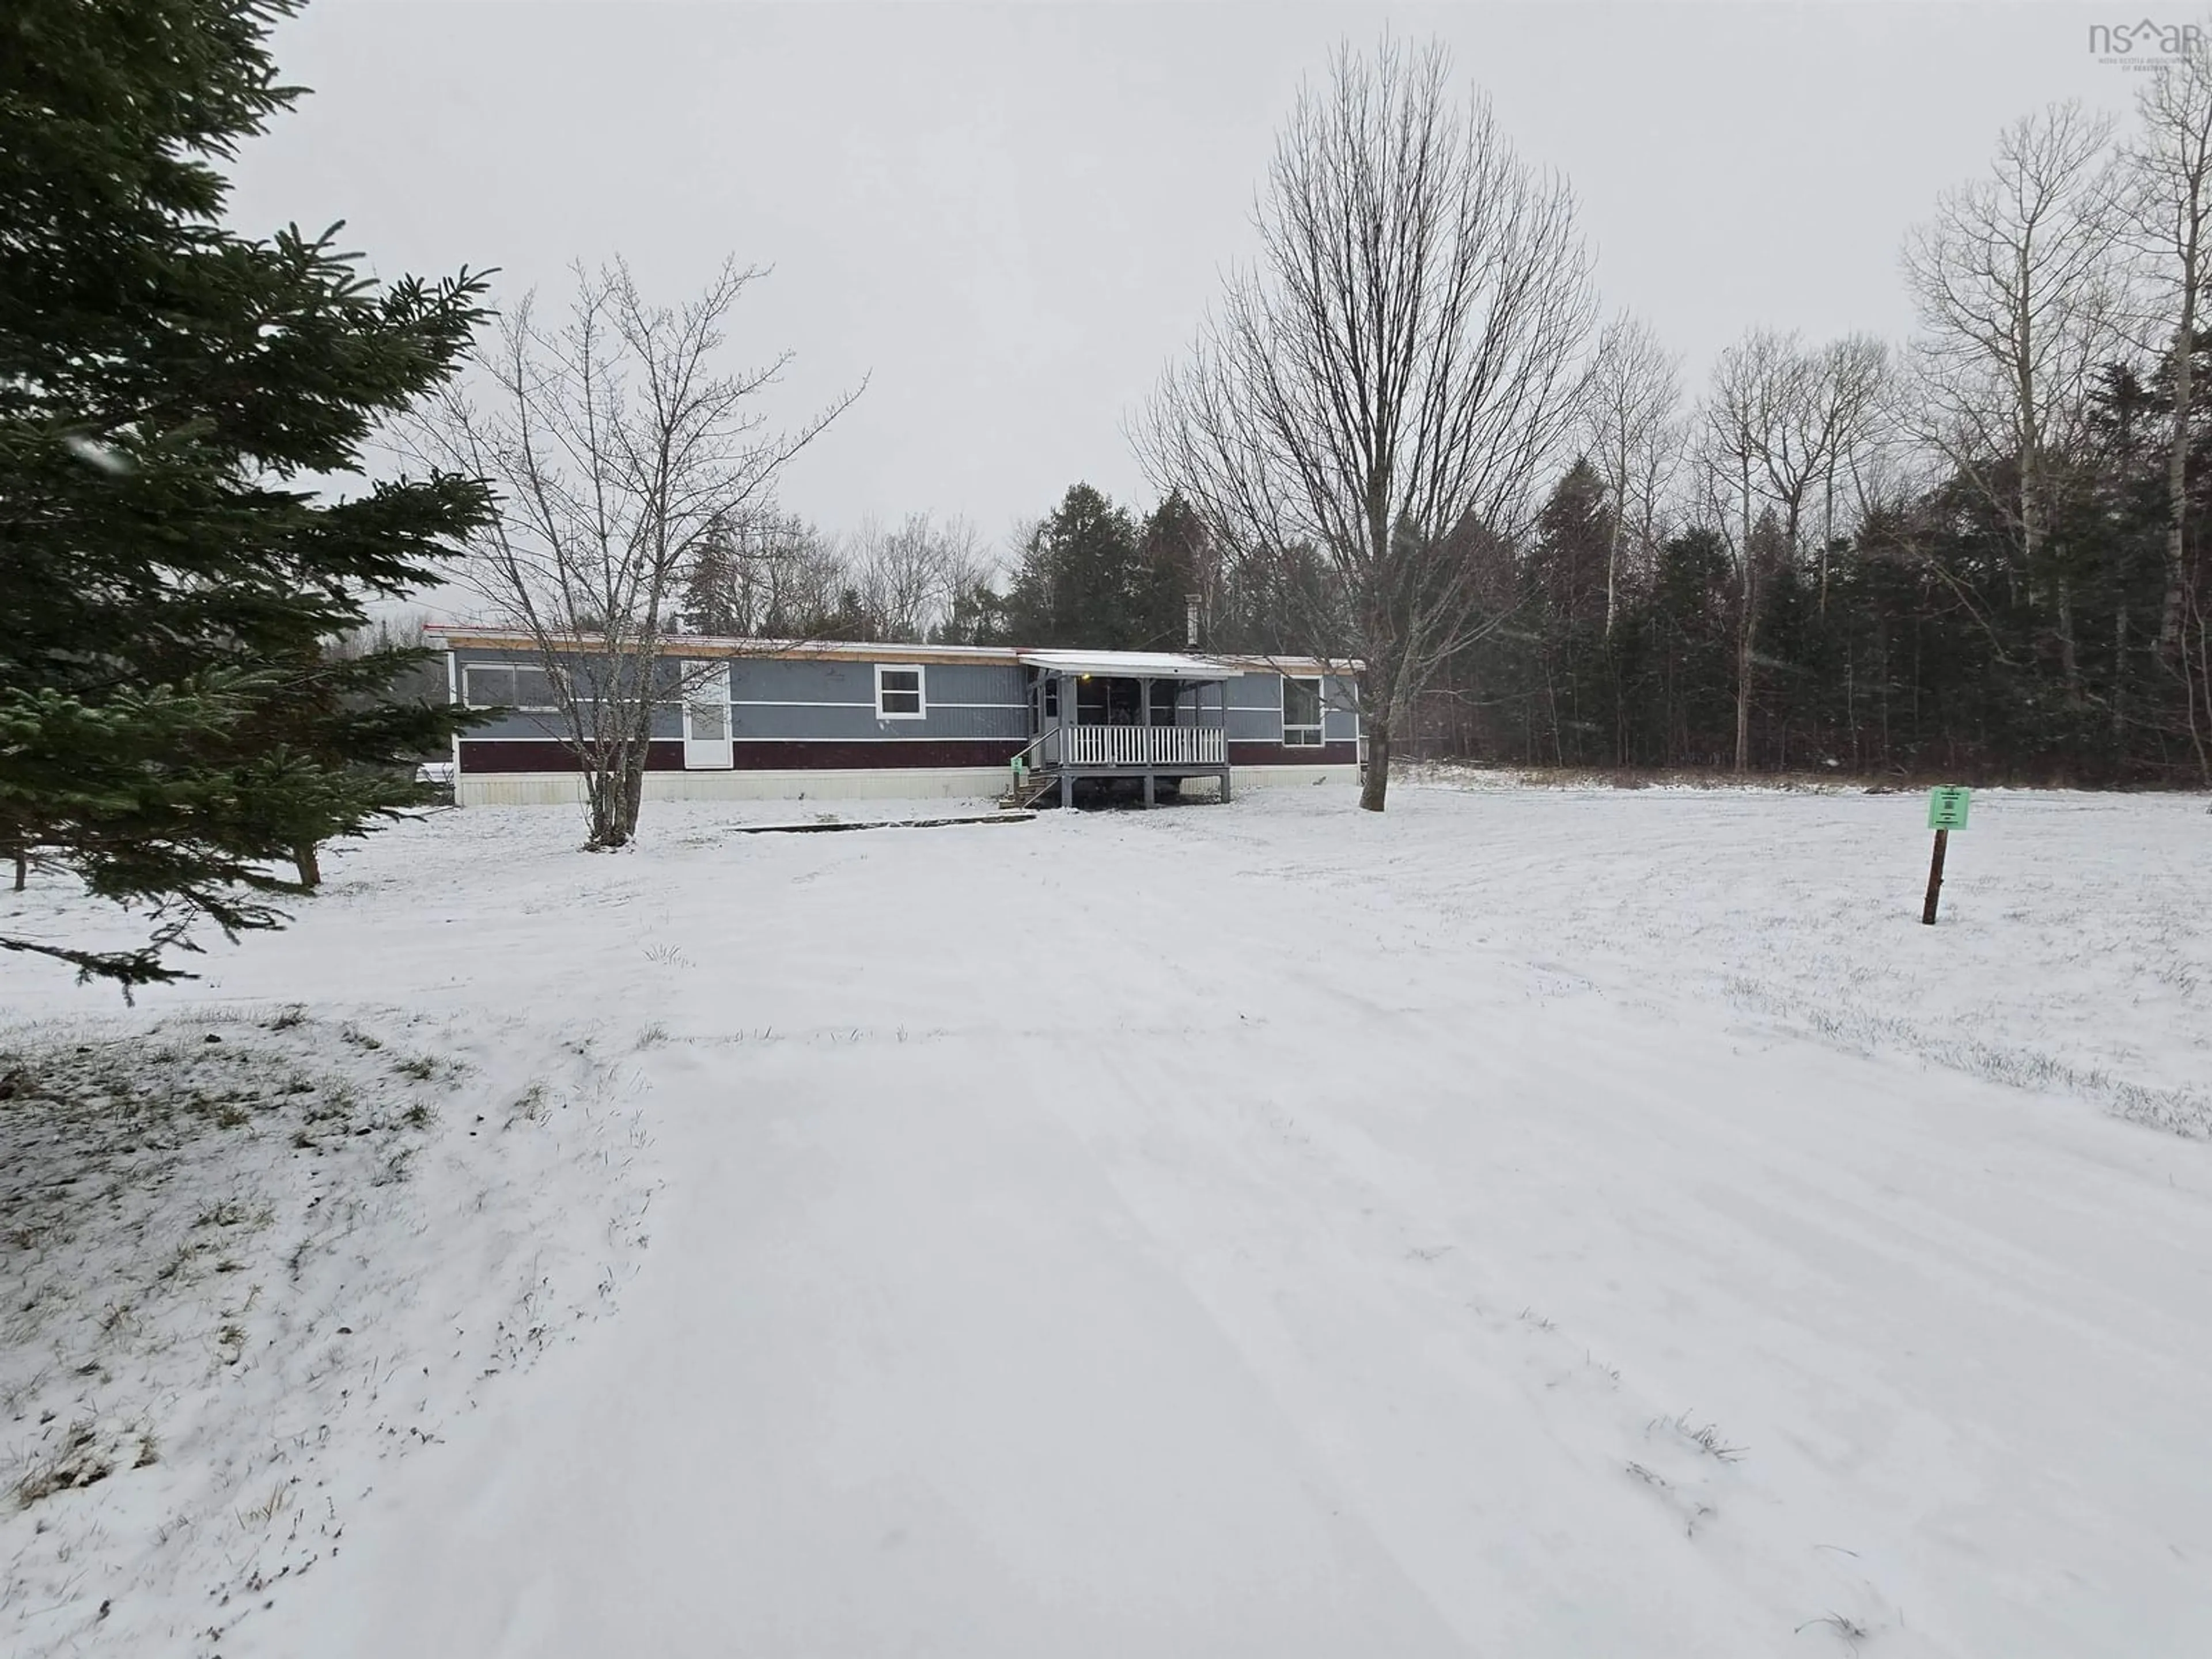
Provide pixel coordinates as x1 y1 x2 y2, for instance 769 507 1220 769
1403 759 1857 795
0 1018 435 1494
1623 1460 1717 1538
1724 977 2212 1138
0 1014 438 1643
12 1417 116 1508
1796 1611 1873 1647
0 1006 658 1657
506 1080 552 1125
236 1478 293 1529
1653 1411 1747 1463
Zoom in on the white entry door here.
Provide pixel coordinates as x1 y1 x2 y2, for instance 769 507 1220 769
683 662 733 770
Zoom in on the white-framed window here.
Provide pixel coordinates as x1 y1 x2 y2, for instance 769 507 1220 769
1282 675 1324 747
875 663 927 720
461 662 563 711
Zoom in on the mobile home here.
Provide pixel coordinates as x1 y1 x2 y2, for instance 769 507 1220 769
430 628 1360 808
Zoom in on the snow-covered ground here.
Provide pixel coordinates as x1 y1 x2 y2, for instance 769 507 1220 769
2 778 2208 1656
0 1008 655 1659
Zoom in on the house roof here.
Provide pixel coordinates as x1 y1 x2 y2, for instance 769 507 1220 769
1018 649 1237 681
426 626 1015 666
423 624 1359 677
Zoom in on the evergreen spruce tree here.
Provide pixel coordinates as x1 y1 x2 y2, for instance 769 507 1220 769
1132 491 1214 650
679 532 743 637
1005 484 1142 646
1 0 492 984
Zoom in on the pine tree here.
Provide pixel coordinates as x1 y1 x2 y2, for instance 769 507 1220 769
1005 484 1142 646
679 532 743 636
1132 491 1214 649
1520 461 1614 763
1 0 492 984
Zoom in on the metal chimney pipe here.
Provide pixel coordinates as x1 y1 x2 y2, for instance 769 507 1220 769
1185 593 1200 649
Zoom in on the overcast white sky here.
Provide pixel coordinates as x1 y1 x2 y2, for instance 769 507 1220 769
229 1 2157 565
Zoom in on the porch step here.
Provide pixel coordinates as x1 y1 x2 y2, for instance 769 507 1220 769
999 773 1063 811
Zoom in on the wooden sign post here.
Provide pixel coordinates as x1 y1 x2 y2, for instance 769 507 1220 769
1922 786 1971 925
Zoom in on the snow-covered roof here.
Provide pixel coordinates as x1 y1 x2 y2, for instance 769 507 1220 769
1017 649 1236 681
424 626 1359 676
426 625 1020 667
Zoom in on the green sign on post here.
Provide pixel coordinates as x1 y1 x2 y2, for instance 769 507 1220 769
1921 786 1972 923
1926 786 1971 830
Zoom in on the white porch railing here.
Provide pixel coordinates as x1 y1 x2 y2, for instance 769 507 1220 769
1058 724 1228 767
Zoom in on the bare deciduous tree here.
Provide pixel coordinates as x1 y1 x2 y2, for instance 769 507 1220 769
1806 334 1892 613
409 257 859 848
1903 101 2127 704
1695 329 1892 766
1748 333 1826 555
1137 36 1594 810
680 507 843 638
1700 332 1789 774
849 512 986 642
2123 37 2212 775
1580 313 1684 637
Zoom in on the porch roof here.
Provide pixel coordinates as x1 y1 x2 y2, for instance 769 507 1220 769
1017 649 1233 682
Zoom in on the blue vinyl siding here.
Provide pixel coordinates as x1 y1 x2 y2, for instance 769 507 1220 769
454 647 1028 744
1219 671 1358 744
724 659 1026 742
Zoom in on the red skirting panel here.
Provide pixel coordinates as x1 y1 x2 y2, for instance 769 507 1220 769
459 738 1023 774
726 739 1024 770
1228 741 1358 767
460 738 1343 774
460 740 686 773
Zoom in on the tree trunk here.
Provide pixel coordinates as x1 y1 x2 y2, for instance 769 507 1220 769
1735 627 1752 772
589 757 639 847
292 842 321 888
1820 471 1834 616
2112 601 2128 745
1734 603 1757 774
1737 452 1755 773
1360 716 1391 812
587 772 613 847
586 762 629 849
11 847 25 892
1604 497 1623 639
2165 310 2195 649
1845 647 1859 770
2186 589 2212 783
2054 571 2084 707
586 719 656 849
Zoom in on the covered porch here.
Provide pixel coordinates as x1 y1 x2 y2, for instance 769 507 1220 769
1013 649 1235 808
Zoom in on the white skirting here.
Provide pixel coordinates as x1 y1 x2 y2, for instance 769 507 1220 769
1233 764 1359 790
454 763 1358 808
